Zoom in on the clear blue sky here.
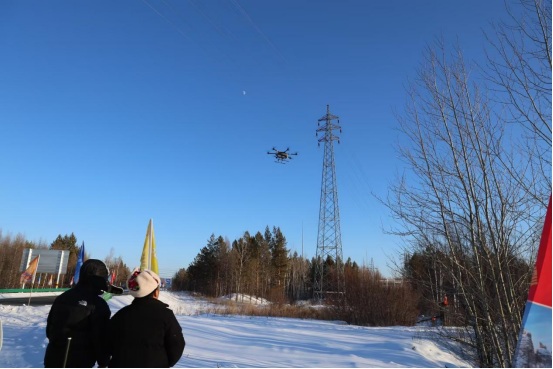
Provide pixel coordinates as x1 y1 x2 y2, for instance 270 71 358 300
0 1 514 278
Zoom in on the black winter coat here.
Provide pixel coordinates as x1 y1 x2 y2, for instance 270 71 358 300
108 297 185 368
44 284 111 368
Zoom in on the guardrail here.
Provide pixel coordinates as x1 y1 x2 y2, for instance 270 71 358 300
0 288 69 293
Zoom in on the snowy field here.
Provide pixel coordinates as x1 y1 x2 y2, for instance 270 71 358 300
0 292 471 368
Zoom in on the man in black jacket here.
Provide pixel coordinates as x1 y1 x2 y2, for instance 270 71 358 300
44 259 123 368
109 268 185 368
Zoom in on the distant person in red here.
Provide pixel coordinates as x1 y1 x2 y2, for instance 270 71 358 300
108 268 185 368
439 295 449 326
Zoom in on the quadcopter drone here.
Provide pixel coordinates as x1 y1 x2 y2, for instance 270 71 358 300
267 147 298 164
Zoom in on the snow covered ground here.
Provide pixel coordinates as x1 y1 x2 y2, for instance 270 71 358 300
0 292 471 368
109 291 215 315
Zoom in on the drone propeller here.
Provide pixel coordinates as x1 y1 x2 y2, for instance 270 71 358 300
285 147 290 152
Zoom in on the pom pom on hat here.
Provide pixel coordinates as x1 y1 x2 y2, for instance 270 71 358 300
127 268 161 298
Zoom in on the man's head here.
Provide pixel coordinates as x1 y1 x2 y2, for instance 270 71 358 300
77 259 123 295
127 268 161 299
145 285 161 300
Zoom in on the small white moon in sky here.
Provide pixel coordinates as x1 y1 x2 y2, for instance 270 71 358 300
243 91 246 95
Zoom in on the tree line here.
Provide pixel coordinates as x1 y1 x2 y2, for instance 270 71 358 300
172 226 420 326
172 226 310 303
171 225 345 302
0 230 130 289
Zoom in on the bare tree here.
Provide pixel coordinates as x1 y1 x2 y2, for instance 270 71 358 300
104 248 131 287
0 231 50 289
231 233 249 299
384 40 541 367
484 0 552 206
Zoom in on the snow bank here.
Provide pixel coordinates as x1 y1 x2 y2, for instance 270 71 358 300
218 293 271 305
0 292 472 368
107 291 214 316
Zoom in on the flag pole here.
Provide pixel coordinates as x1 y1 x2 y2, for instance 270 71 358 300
28 255 40 306
149 219 153 270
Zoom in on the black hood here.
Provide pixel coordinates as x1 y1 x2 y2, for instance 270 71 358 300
77 259 123 295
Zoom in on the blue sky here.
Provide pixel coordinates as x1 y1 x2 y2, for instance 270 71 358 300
0 0 515 278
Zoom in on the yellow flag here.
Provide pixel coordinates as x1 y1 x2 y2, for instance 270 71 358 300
140 219 159 275
140 220 150 271
150 223 158 275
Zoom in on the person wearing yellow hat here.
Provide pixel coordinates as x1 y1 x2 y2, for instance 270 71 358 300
108 268 185 367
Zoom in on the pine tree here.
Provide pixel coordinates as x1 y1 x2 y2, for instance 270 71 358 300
264 226 272 249
187 234 219 295
50 233 79 286
271 226 288 291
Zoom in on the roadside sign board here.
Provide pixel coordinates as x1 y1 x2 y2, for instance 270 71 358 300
19 249 68 274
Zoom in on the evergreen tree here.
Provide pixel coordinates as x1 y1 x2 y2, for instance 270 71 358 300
187 234 219 295
50 233 79 286
271 226 288 290
264 226 272 250
257 231 272 298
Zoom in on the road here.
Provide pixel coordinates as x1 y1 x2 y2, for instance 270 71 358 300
0 295 58 306
0 292 128 306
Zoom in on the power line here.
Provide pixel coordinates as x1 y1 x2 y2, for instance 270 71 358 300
227 0 288 64
142 0 193 42
160 0 195 32
187 0 227 37
144 0 232 62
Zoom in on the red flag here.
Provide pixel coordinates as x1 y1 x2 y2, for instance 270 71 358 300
527 197 552 308
514 196 552 367
110 270 116 284
70 276 74 286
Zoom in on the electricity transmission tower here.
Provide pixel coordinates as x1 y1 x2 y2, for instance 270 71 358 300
314 105 344 301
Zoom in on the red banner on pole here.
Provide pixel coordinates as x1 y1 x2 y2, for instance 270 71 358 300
514 196 552 367
528 198 552 308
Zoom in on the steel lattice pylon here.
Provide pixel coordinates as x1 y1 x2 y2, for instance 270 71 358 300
314 105 344 301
